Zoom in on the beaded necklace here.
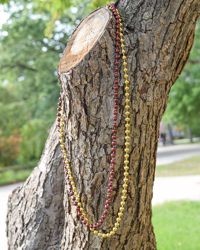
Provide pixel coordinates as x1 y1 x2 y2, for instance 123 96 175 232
57 3 130 238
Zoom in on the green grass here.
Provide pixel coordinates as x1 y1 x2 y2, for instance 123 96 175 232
155 155 200 177
152 201 200 250
0 168 33 185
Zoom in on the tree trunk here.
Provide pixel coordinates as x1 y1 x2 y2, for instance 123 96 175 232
167 124 174 145
7 0 200 249
187 126 193 143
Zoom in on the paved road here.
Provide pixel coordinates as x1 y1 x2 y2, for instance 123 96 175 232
156 144 200 166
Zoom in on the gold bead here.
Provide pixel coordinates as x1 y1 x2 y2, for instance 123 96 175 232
80 208 84 212
66 165 70 169
98 233 102 237
122 189 127 194
73 186 76 191
124 154 129 158
122 49 126 54
122 195 127 200
74 191 78 196
110 231 115 235
123 68 128 73
94 230 98 235
124 159 129 164
125 99 130 103
102 234 107 238
68 170 72 175
118 212 123 217
64 155 68 159
125 86 129 91
121 44 125 48
85 217 88 221
119 19 122 22
82 212 86 217
125 130 130 134
120 207 125 211
61 118 64 122
124 166 129 171
125 142 130 146
124 74 128 79
125 118 130 122
65 160 69 164
61 145 65 149
124 172 129 177
123 177 128 182
125 123 130 128
115 222 120 227
60 129 63 132
125 148 129 152
125 80 129 84
116 217 121 222
120 23 122 26
123 61 127 66
107 233 111 237
90 228 94 231
125 105 130 110
60 123 64 127
120 39 124 43
61 114 64 117
125 93 129 97
113 227 118 232
120 28 123 32
125 111 130 116
121 201 125 206
78 202 81 206
59 134 63 138
122 55 126 60
71 181 75 186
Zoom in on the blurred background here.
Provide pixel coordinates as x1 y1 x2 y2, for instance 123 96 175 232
0 0 200 249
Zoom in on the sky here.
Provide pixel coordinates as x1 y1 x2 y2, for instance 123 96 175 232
0 6 9 28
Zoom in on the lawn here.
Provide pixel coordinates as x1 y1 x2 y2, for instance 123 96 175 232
155 155 200 177
0 169 33 185
152 201 200 250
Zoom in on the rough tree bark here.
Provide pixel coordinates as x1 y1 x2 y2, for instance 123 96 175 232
6 0 200 249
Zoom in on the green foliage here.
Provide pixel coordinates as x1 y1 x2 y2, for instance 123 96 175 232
153 201 200 250
163 19 200 136
0 168 33 185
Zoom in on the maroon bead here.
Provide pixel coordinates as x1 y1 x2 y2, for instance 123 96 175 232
104 210 108 214
106 199 111 204
105 205 109 209
63 160 66 164
116 31 120 35
113 110 118 115
114 104 118 108
80 216 84 221
108 189 112 193
68 181 71 185
116 36 120 41
57 118 60 122
110 171 115 176
93 224 97 228
109 183 113 187
114 98 118 102
90 225 93 228
76 207 80 211
116 20 120 24
114 92 118 97
115 48 119 53
83 221 87 224
110 165 115 170
107 194 112 198
70 192 74 196
102 215 106 219
114 86 118 90
114 11 118 15
114 80 118 84
113 117 117 121
116 16 119 19
59 97 62 101
57 123 60 127
112 148 116 152
111 153 116 157
67 176 70 180
97 222 101 227
116 25 120 29
115 55 119 59
115 61 119 65
109 177 113 181
116 43 120 47
99 219 104 224
65 171 68 175
69 186 73 191
111 159 115 164
114 73 118 78
112 141 117 145
112 135 117 139
78 212 82 216
86 223 90 228
58 102 61 106
115 67 119 72
113 123 117 127
112 130 117 134
74 202 78 206
57 113 61 116
57 107 61 111
72 196 76 201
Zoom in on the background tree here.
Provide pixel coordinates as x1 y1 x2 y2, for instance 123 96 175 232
4 0 200 250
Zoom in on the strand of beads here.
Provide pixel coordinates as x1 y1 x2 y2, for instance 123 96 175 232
56 7 122 230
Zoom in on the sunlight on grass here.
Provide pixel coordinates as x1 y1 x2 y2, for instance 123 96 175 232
152 201 200 250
